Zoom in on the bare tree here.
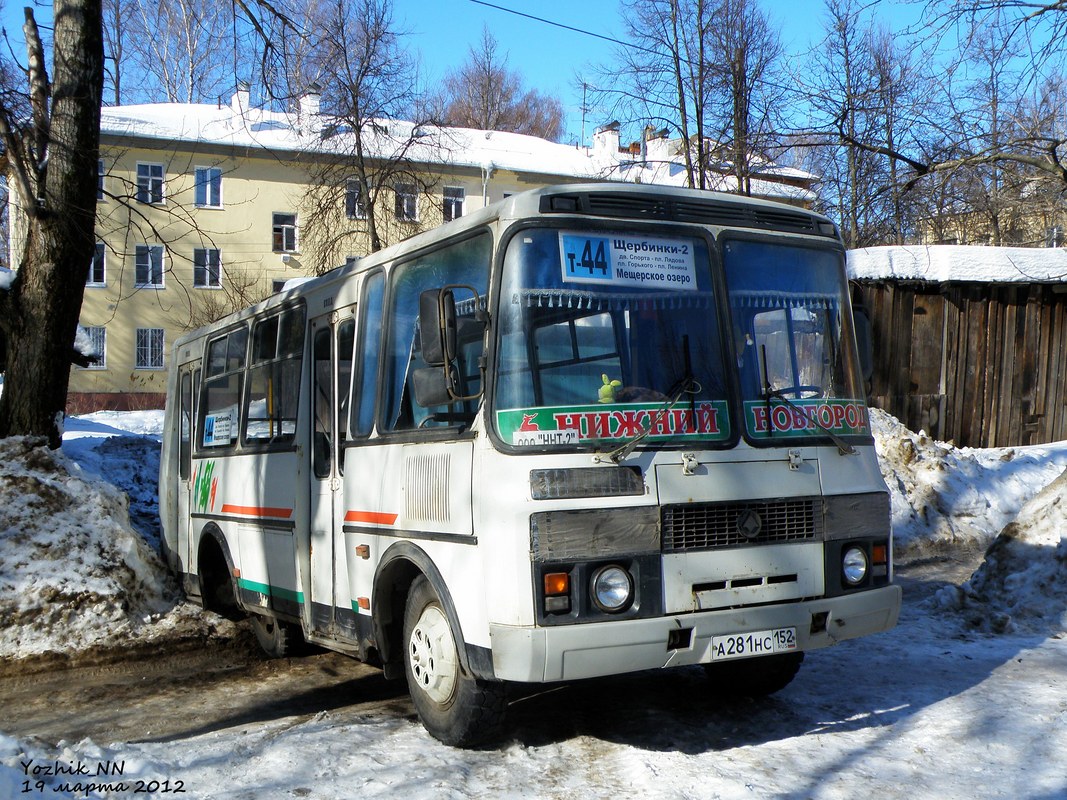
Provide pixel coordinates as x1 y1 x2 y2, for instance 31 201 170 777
280 0 441 267
598 0 786 192
596 0 713 188
117 0 236 103
0 2 105 447
703 0 785 196
435 26 565 141
101 0 133 105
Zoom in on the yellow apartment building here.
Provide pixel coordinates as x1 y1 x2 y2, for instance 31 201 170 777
9 89 817 411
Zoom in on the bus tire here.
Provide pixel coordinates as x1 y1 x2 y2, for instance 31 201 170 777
250 613 301 658
403 575 506 747
703 651 804 697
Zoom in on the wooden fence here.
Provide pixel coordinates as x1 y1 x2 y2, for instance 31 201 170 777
852 280 1067 448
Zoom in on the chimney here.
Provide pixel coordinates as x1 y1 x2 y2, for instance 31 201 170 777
231 81 250 117
592 121 621 157
298 83 322 132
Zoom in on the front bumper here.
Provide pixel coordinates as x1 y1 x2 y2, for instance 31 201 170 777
489 584 901 682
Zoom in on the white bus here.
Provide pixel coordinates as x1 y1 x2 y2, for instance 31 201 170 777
160 183 901 746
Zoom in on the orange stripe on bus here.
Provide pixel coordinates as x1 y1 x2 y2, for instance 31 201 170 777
345 510 399 525
220 504 293 519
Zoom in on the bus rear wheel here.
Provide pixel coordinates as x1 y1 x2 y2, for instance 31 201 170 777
250 613 302 658
403 575 506 747
703 651 804 697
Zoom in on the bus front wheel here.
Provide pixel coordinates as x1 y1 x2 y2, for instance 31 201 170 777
402 575 506 746
703 651 804 697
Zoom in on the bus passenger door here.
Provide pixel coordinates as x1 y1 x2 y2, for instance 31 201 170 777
176 365 198 591
308 311 355 637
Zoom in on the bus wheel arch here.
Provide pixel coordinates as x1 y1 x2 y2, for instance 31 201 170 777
196 525 241 621
402 573 506 746
372 542 475 681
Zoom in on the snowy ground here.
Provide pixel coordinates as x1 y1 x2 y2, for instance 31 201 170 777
1 409 1066 799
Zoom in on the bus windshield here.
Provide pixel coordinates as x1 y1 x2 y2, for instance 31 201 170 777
722 238 868 443
494 227 732 449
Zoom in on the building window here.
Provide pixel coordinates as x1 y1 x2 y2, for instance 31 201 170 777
194 167 222 208
272 279 287 293
87 242 105 286
136 163 165 204
443 186 464 222
80 326 106 369
135 328 165 370
273 213 297 252
135 244 164 287
194 247 222 288
97 159 105 201
1047 225 1064 248
345 179 368 219
394 183 418 222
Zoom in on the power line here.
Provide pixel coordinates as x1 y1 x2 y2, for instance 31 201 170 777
468 0 662 60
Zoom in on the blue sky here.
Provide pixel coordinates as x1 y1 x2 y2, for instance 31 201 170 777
397 0 923 142
0 0 922 144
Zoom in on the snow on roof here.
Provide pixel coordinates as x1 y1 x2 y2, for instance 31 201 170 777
99 101 808 200
101 102 617 182
848 245 1067 284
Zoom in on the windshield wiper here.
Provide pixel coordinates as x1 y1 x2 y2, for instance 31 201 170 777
596 373 701 464
763 387 856 456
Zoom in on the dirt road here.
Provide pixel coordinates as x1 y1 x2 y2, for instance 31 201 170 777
0 555 970 747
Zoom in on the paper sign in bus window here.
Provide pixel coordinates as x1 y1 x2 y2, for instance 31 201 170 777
559 233 698 291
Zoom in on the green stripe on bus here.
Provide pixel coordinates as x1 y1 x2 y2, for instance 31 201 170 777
238 578 305 604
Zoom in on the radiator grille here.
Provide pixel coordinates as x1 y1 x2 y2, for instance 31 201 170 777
662 498 823 552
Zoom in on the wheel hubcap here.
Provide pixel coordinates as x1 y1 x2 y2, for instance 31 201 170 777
408 605 458 705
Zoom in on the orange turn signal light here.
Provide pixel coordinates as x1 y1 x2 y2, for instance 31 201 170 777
544 572 570 596
872 544 888 565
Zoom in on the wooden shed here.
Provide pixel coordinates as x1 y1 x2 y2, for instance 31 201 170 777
848 245 1067 448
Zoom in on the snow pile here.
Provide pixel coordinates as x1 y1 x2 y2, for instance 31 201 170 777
870 408 1067 554
0 436 178 659
939 470 1067 633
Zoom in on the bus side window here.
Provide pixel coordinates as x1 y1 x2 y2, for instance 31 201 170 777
244 306 306 445
312 328 332 478
352 271 384 437
179 371 192 480
337 319 355 462
201 327 247 450
382 234 490 430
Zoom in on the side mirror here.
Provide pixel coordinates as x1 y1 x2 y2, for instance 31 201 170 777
419 288 457 367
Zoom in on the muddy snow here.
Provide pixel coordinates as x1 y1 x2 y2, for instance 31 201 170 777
0 407 1065 799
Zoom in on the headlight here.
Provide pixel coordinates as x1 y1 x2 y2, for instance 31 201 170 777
842 547 869 586
591 565 634 612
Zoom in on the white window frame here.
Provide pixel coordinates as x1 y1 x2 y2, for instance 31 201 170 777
136 162 165 205
87 242 106 286
394 183 418 222
443 186 465 222
272 212 298 252
194 247 222 288
135 244 165 288
80 326 107 370
135 327 165 370
97 159 105 201
194 166 223 208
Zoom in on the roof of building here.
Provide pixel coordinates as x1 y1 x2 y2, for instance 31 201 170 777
100 96 815 203
847 244 1067 283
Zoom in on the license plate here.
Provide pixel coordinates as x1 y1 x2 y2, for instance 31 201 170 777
710 627 796 661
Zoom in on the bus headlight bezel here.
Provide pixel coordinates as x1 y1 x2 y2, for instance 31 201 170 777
842 546 869 586
590 564 635 613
